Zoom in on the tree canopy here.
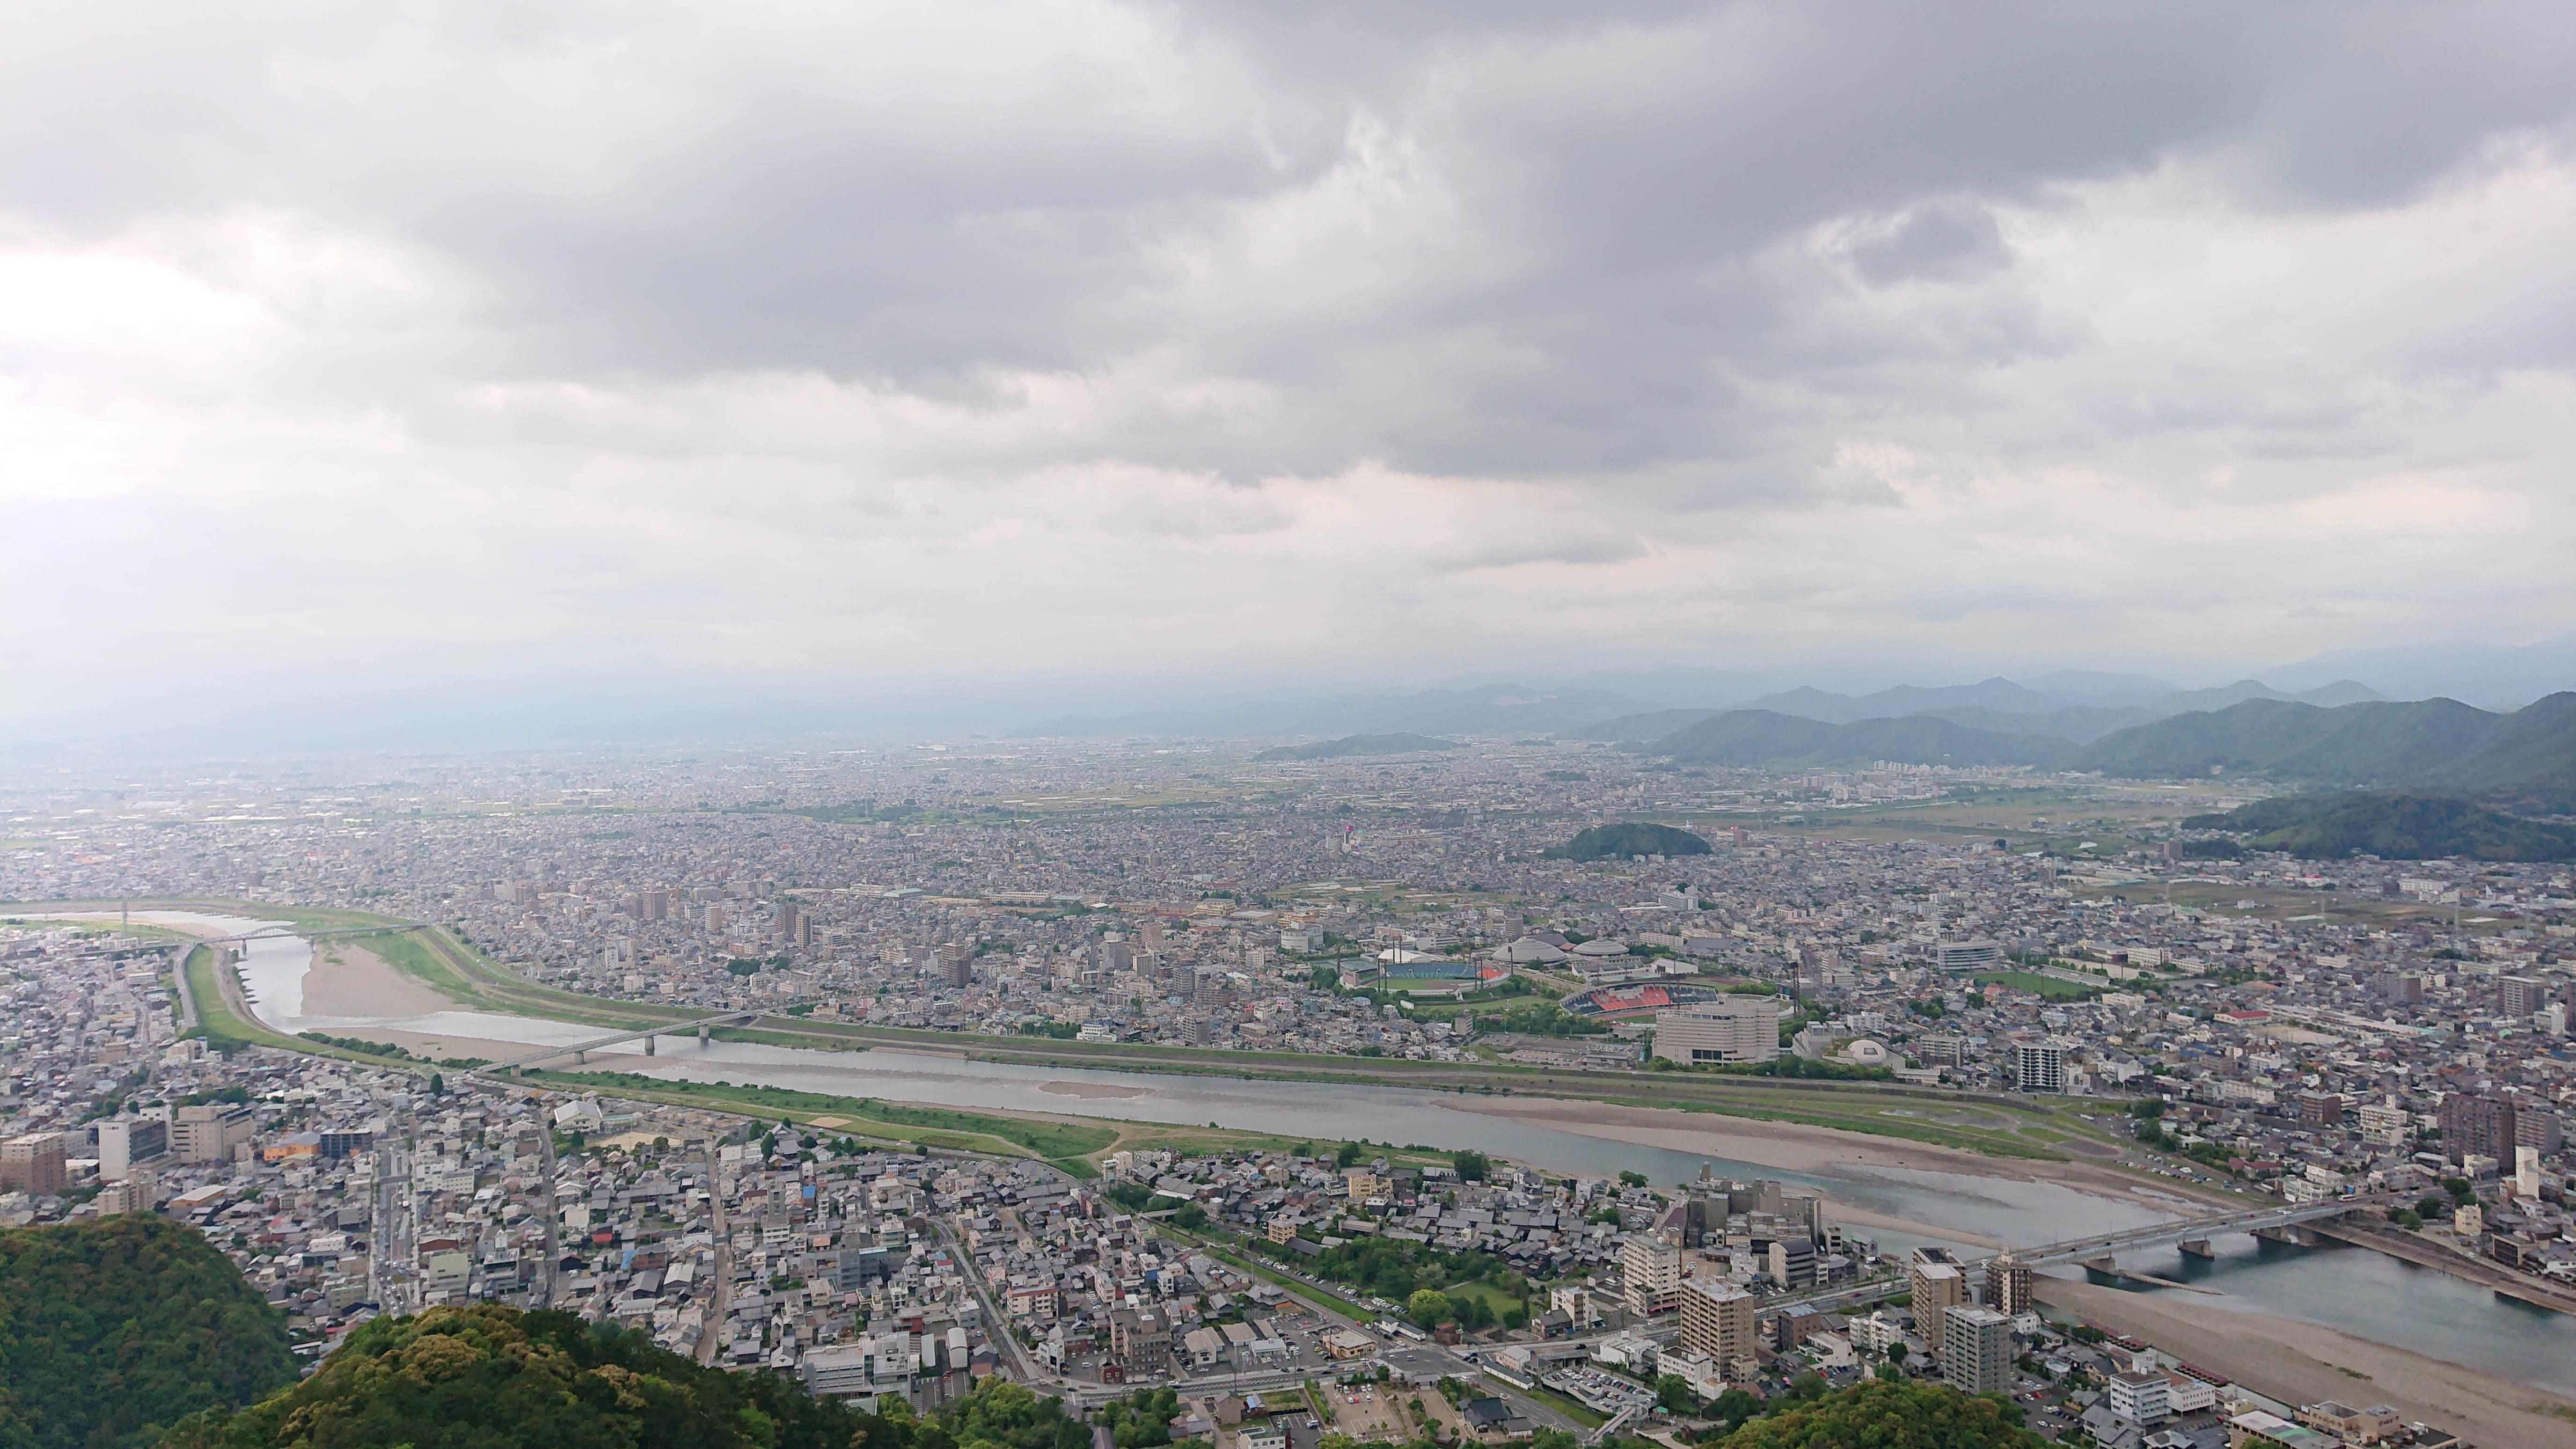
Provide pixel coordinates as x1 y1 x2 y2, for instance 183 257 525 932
0 1214 297 1449
1704 1378 2042 1449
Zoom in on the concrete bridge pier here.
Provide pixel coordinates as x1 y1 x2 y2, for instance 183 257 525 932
573 1049 587 1064
644 1035 655 1056
2178 1240 2214 1259
698 1025 711 1046
2254 1225 2319 1248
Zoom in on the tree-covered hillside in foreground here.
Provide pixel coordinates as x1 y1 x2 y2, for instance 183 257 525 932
169 1304 1155 1449
0 1214 297 1449
2184 791 2576 862
1705 1377 2043 1449
170 1304 863 1449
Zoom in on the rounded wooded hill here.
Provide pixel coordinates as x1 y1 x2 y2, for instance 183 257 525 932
0 1213 296 1448
1549 821 1711 860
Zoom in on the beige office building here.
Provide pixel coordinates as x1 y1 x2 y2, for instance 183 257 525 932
1651 997 1780 1065
1622 1229 1683 1315
1678 1279 1756 1364
0 1134 65 1195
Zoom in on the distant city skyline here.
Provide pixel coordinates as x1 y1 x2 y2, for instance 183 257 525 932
5 4 2573 746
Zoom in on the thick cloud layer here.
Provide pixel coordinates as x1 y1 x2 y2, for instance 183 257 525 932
5 1 2574 719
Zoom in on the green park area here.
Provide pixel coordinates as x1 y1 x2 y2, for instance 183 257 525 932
1968 970 2105 1002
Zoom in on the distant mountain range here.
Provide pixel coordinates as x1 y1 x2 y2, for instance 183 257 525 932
1649 710 2070 768
2071 692 2576 811
1607 692 2576 818
1697 675 2382 741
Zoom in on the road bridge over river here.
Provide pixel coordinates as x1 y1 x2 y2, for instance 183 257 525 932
1607 1195 2404 1326
482 1012 761 1072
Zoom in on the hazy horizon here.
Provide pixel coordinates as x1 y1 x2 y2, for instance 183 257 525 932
7 3 2575 752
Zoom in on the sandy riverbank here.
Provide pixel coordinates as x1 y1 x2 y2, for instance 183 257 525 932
2034 1276 2576 1449
301 939 453 1019
1464 1097 2232 1214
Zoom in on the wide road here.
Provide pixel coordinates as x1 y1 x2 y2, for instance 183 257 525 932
700 1152 732 1366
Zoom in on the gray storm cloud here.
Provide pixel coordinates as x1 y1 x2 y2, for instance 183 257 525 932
2 0 2573 720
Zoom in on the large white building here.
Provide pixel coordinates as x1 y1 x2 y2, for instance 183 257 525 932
1651 997 1780 1065
2108 1370 2170 1425
2014 1040 2068 1094
1934 939 2002 972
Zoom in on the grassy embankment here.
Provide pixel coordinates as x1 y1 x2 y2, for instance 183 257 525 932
518 1067 1113 1177
179 945 436 1073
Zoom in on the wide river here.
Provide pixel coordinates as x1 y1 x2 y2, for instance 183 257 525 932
140 911 2576 1396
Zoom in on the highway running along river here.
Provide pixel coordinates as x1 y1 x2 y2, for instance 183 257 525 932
128 911 2576 1400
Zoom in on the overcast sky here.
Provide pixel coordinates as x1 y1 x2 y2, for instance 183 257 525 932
6 1 2575 729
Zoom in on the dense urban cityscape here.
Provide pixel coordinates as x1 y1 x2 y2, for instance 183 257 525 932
2 728 2570 1448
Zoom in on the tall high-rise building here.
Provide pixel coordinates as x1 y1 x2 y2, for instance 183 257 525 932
1984 1253 2034 1317
1622 1230 1683 1316
0 1134 66 1195
2438 1094 2517 1165
1678 1280 1756 1364
2517 1109 2563 1156
931 944 973 989
2500 976 2547 1017
1910 1249 1967 1357
1941 1306 2013 1395
2014 1040 2067 1094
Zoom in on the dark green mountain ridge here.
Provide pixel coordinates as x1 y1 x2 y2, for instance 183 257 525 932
2182 792 2576 862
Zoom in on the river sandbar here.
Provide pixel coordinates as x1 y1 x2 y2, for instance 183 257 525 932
301 940 453 1019
2034 1275 2576 1449
1463 1096 2234 1215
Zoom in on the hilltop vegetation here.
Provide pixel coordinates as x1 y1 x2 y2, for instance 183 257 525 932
2184 792 2576 862
1550 821 1711 860
0 1215 296 1449
172 1305 1138 1449
1254 732 1458 761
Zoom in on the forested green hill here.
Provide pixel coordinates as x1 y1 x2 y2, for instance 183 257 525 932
2183 791 2576 861
0 1214 296 1449
170 1306 1157 1449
